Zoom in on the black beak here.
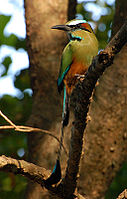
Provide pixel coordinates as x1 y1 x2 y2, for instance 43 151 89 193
51 25 71 31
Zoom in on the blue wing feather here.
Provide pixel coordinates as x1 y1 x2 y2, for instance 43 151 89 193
57 65 70 93
57 43 73 93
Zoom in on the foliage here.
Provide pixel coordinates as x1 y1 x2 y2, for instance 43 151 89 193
0 172 26 199
0 15 26 49
0 14 31 199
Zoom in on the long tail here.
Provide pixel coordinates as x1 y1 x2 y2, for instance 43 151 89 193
45 86 70 186
57 86 70 160
62 85 70 127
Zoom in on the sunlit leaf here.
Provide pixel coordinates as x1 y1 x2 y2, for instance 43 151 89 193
0 15 11 46
1 56 12 76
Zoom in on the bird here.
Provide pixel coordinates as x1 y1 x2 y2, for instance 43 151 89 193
45 19 98 186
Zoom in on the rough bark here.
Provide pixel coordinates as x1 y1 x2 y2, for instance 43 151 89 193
24 0 69 198
68 0 77 20
0 155 50 184
117 189 127 199
0 155 127 199
112 0 127 36
78 0 127 199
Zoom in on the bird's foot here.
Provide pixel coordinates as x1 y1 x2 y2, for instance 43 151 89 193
75 74 85 82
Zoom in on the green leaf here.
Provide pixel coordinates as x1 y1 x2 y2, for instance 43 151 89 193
0 15 11 46
1 56 12 76
0 15 26 49
2 34 26 50
14 69 30 91
0 15 11 36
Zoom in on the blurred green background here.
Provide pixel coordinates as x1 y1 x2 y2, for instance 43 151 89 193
0 0 127 198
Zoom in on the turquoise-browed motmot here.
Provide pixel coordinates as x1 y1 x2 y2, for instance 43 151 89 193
45 19 98 185
54 19 98 126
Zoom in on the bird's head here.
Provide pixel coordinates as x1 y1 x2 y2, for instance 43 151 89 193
52 19 93 41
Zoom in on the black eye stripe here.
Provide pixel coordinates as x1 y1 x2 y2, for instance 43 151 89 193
67 23 91 33
68 23 81 27
67 25 75 28
67 23 84 29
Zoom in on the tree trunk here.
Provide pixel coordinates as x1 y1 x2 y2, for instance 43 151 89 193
78 0 127 198
24 0 69 198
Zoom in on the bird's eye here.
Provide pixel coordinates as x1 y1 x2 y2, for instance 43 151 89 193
76 24 81 28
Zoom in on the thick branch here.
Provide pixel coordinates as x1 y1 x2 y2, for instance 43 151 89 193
0 155 86 199
0 155 50 185
117 189 127 199
61 20 127 197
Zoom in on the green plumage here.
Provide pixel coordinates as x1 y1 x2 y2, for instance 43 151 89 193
57 44 73 92
57 29 98 93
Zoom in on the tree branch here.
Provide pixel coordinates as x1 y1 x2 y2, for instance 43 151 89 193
0 155 86 199
60 20 127 198
0 155 49 185
1 154 125 199
117 189 127 199
0 110 67 156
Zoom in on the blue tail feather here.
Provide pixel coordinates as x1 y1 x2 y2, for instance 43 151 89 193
45 159 61 186
45 86 70 186
62 86 70 127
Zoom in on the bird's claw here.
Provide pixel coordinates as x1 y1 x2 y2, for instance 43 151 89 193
75 74 85 82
